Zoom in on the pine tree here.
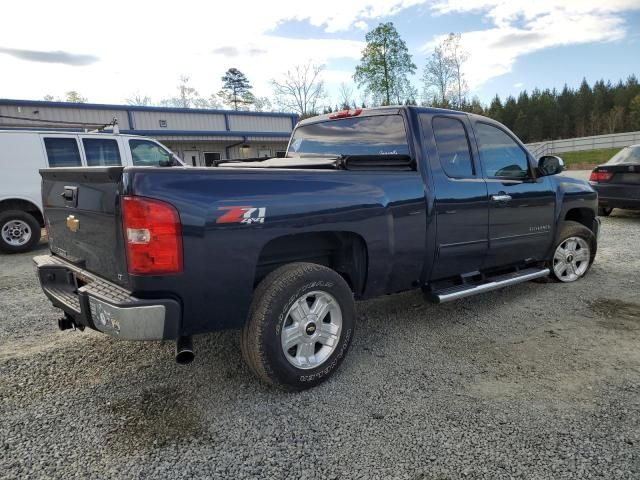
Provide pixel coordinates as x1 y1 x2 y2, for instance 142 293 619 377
219 68 253 111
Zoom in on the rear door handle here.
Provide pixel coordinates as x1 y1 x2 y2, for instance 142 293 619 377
491 194 512 202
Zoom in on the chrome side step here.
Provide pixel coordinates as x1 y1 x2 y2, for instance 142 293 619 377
429 267 550 304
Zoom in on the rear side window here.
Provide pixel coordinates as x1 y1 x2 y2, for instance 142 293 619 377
44 138 81 167
475 123 530 179
129 140 171 166
83 138 121 166
432 117 474 177
288 115 409 158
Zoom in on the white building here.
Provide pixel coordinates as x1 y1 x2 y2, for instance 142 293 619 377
0 99 298 166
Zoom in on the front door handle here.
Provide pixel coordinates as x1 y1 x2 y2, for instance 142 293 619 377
491 194 512 202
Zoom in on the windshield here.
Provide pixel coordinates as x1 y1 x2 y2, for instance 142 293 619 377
287 114 409 158
606 146 640 165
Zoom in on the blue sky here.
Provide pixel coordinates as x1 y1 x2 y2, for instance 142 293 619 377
1 1 639 108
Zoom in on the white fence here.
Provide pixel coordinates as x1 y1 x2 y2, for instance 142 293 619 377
526 131 640 157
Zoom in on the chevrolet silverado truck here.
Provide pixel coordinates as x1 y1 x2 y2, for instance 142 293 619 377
34 106 600 390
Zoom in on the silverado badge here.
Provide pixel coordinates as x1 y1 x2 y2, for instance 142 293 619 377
66 215 79 232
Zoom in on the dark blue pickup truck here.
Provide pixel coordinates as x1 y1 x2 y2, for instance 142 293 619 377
35 106 600 390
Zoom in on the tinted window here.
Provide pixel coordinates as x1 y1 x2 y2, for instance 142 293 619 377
476 123 529 178
129 140 171 166
83 138 121 166
432 117 474 177
44 138 81 167
288 115 409 158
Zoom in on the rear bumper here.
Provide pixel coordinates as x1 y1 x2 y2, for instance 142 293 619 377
593 183 640 209
33 254 180 340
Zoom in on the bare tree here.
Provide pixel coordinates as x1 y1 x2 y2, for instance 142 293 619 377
605 105 625 133
252 96 273 112
423 33 469 108
271 63 326 117
160 76 201 108
423 43 456 106
126 93 152 106
338 82 354 109
443 33 469 108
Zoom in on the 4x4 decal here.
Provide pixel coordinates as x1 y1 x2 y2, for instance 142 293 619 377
217 206 267 224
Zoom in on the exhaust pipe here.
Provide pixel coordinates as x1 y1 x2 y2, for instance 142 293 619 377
175 336 194 365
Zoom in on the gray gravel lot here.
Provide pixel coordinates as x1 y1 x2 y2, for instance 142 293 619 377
1 173 639 479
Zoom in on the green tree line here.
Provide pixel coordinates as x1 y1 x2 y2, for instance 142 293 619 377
481 76 640 143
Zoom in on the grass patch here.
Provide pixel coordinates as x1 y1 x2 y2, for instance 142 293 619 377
555 147 621 167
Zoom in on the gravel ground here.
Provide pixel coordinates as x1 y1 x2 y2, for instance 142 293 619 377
1 175 639 479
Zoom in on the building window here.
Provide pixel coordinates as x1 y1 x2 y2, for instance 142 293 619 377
204 152 222 167
43 137 82 167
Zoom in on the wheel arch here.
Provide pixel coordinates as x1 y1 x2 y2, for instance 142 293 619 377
254 231 368 297
564 207 595 233
0 198 44 227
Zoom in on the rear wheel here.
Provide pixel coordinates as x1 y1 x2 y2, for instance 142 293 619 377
0 210 41 254
598 207 613 217
241 262 355 390
550 221 596 283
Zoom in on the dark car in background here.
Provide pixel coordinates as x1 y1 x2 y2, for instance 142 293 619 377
589 145 640 216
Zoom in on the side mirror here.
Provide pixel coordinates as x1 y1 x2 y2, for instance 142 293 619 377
538 155 565 176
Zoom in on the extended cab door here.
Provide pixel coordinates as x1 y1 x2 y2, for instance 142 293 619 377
419 113 489 281
470 120 555 268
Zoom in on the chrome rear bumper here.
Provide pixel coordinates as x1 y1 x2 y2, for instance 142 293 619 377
33 254 180 340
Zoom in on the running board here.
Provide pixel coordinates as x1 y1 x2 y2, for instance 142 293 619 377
429 267 550 304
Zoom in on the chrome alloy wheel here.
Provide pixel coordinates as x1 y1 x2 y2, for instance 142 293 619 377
280 290 342 370
553 236 590 282
1 219 32 247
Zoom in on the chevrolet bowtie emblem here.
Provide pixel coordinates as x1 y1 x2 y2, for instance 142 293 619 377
66 215 79 232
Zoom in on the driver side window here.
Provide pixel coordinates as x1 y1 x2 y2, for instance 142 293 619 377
476 123 529 179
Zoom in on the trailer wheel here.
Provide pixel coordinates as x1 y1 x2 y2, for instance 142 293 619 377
241 262 355 390
0 210 41 254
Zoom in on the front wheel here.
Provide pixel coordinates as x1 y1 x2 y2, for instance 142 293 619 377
241 263 355 390
550 221 596 282
0 210 41 254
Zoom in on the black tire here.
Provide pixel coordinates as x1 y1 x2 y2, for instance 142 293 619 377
548 221 596 282
241 262 355 391
598 207 613 217
0 210 41 254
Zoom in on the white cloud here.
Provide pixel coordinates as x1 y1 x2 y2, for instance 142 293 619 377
423 0 640 89
0 0 425 104
1 0 638 105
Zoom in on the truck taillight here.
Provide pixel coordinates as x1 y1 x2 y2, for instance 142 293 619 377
121 196 182 275
589 170 613 183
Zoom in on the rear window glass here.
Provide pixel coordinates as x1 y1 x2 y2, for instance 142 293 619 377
606 146 640 165
288 115 409 158
129 139 171 166
44 137 81 167
83 138 121 166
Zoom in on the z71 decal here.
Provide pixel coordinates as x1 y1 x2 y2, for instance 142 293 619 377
217 206 267 224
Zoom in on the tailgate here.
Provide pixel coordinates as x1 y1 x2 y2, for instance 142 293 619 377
40 166 128 286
